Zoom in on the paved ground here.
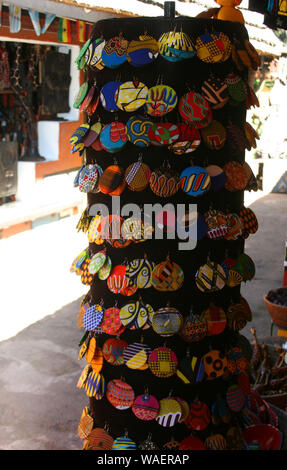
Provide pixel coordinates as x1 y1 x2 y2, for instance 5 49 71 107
0 192 286 450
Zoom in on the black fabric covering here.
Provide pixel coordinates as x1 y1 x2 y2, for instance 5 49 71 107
84 16 251 447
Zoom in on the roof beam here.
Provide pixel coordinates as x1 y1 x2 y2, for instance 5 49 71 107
3 0 121 22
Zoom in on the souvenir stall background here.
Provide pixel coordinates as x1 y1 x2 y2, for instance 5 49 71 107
73 15 263 450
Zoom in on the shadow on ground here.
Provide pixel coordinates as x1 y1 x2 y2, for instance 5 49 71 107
0 298 86 450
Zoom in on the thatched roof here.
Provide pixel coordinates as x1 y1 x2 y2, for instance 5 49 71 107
49 0 286 56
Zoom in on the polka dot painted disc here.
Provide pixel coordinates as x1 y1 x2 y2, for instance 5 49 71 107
106 378 135 410
148 347 178 378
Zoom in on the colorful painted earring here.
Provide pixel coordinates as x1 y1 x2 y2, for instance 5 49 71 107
145 84 178 117
132 389 159 421
151 255 184 292
127 34 159 66
115 79 149 112
101 35 129 69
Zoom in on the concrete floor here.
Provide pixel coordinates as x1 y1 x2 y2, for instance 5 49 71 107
0 192 286 450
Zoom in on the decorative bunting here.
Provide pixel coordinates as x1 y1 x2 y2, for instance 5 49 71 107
28 10 41 36
77 20 86 43
41 13 56 34
58 17 72 43
9 5 21 33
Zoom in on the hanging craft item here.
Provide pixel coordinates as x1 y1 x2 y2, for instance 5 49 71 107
83 302 105 331
180 310 208 343
73 82 89 109
132 390 159 421
75 38 91 69
152 303 183 337
225 73 246 106
211 396 231 425
178 91 212 129
151 255 184 292
138 434 159 450
163 436 180 450
115 80 149 112
239 206 258 238
98 163 126 195
96 214 130 248
107 264 135 295
204 209 229 239
70 247 89 274
78 409 94 440
80 82 99 114
112 433 137 450
123 341 151 369
85 38 106 70
125 155 151 191
158 30 195 61
127 35 159 66
82 122 103 148
148 347 178 378
101 305 125 336
184 399 210 431
232 253 256 282
226 299 250 332
85 370 105 398
168 123 201 155
106 378 135 410
80 258 94 286
223 161 248 191
226 123 249 156
119 298 154 330
86 427 114 450
224 213 244 241
180 165 211 197
102 337 128 366
200 120 226 150
100 80 122 112
202 349 228 380
226 385 245 412
90 348 104 374
149 122 180 146
231 37 261 71
205 434 227 450
77 164 103 193
145 84 178 117
99 122 128 153
176 210 207 242
156 397 182 427
244 122 260 150
121 213 153 243
195 259 227 292
195 31 231 63
88 250 107 275
101 35 129 68
70 123 90 154
126 115 153 147
125 255 155 289
242 162 258 192
201 75 229 109
202 303 227 336
149 161 180 198
179 436 205 450
227 346 248 376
